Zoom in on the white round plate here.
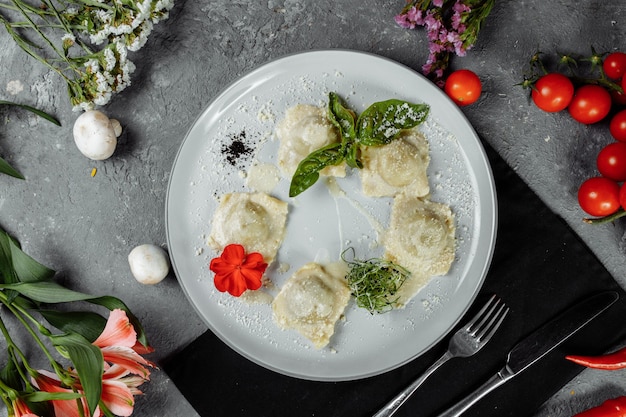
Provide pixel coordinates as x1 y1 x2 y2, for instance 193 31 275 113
166 50 497 381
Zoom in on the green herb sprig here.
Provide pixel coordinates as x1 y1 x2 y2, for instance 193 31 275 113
343 249 411 314
289 92 429 197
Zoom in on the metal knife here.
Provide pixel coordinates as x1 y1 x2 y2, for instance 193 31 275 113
436 290 619 417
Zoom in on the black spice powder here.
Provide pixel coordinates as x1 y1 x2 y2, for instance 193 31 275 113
221 130 253 168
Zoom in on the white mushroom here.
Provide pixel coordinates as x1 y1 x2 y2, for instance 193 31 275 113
73 110 121 160
128 244 171 285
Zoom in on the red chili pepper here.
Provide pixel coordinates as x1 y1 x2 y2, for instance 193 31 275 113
566 346 626 370
573 396 626 417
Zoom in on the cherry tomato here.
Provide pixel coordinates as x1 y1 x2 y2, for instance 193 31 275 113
531 73 574 112
610 110 626 142
597 142 626 181
568 85 612 124
444 69 482 106
603 52 626 80
610 89 626 106
578 177 621 217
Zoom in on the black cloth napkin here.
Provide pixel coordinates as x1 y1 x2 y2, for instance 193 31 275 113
164 142 626 417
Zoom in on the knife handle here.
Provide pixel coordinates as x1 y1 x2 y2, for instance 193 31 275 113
435 370 511 417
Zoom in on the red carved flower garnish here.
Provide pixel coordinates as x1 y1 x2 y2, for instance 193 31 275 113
209 244 268 297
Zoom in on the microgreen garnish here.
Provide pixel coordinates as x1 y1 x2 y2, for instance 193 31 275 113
289 92 429 197
342 249 411 315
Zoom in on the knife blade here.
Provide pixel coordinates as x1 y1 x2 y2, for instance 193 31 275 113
436 290 619 417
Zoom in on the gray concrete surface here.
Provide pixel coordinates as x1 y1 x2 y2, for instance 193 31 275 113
1 0 626 416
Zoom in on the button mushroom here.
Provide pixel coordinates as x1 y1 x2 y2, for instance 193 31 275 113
73 110 121 160
128 244 171 285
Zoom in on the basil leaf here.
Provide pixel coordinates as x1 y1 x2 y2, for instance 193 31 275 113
356 99 429 146
327 92 362 168
289 142 344 197
345 143 362 169
327 92 356 140
50 332 103 417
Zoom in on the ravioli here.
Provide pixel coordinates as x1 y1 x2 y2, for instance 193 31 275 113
360 128 430 197
383 194 455 305
207 192 288 264
272 262 351 349
276 104 345 178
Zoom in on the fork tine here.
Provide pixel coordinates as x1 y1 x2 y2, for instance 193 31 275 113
471 297 503 334
477 305 509 343
465 294 497 331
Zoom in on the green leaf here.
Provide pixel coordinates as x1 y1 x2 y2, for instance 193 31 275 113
327 92 356 140
0 155 24 179
0 229 19 285
1 281 92 303
327 92 360 169
0 228 55 285
50 333 103 417
0 100 61 126
289 142 345 197
0 355 23 391
1 281 151 348
23 391 83 402
8 234 55 283
39 310 106 343
356 99 429 146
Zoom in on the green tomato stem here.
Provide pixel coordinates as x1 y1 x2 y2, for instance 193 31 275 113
583 209 626 225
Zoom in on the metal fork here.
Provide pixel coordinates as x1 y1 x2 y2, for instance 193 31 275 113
372 295 509 417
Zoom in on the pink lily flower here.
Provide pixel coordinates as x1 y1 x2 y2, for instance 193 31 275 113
94 309 155 379
12 398 39 417
33 370 100 417
33 309 155 417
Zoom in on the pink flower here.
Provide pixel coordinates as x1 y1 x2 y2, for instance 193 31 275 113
99 365 144 416
394 14 414 29
33 310 154 417
453 2 472 14
12 398 39 417
433 0 444 6
33 370 100 417
406 6 424 25
423 11 441 32
94 309 155 379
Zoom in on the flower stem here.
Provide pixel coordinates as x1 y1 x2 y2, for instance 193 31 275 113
0 313 36 390
0 291 67 381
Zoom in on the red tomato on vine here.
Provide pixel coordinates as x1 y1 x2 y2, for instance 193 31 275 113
610 110 626 142
603 52 626 80
444 69 482 106
531 73 574 112
568 85 612 124
578 177 621 217
597 142 626 181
